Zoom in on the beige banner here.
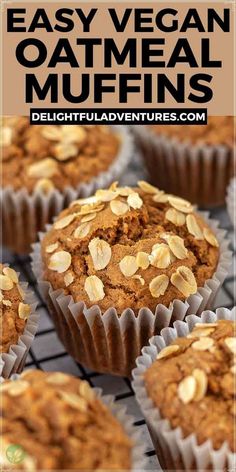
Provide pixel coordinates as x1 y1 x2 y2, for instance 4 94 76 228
2 2 235 115
2 0 236 3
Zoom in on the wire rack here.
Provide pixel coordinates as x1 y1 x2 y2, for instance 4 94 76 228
2 156 235 471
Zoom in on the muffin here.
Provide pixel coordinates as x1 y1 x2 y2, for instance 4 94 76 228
133 309 236 471
133 116 235 206
41 183 220 314
31 181 231 376
0 264 38 378
1 117 132 253
0 370 145 470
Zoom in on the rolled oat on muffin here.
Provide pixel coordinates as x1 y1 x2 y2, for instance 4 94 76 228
133 309 236 471
0 264 38 378
133 116 235 207
1 117 132 253
0 370 146 470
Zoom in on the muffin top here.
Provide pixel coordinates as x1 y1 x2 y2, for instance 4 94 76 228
144 319 235 451
1 370 132 470
41 181 219 315
149 116 235 146
0 264 31 353
1 117 120 193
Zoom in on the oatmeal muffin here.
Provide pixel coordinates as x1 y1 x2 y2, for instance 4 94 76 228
134 117 235 206
149 116 234 147
133 316 235 471
1 370 133 470
0 264 38 378
41 181 219 314
1 117 131 253
31 181 230 376
2 118 120 193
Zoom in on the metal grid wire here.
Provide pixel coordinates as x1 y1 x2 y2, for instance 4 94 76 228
2 157 236 471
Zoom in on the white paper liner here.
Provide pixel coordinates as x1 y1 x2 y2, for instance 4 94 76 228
0 374 147 472
226 177 236 228
132 307 236 471
0 279 39 379
30 210 231 378
132 125 235 208
1 125 134 254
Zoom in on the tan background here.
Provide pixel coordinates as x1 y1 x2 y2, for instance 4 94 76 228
2 2 235 115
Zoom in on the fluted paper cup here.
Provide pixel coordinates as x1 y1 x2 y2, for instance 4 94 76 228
96 390 148 471
132 306 236 471
0 374 147 471
30 210 231 378
0 279 39 379
226 177 236 227
1 126 133 254
133 125 235 207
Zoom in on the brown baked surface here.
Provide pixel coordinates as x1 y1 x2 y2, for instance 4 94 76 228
149 116 235 146
0 264 31 353
1 117 120 193
41 182 219 315
1 370 132 470
145 319 235 451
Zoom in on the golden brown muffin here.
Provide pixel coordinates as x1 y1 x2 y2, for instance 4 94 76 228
149 116 235 146
1 370 132 470
1 117 120 193
145 320 235 452
0 264 31 353
41 181 219 315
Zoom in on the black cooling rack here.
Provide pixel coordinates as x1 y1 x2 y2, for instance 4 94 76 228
2 160 235 471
